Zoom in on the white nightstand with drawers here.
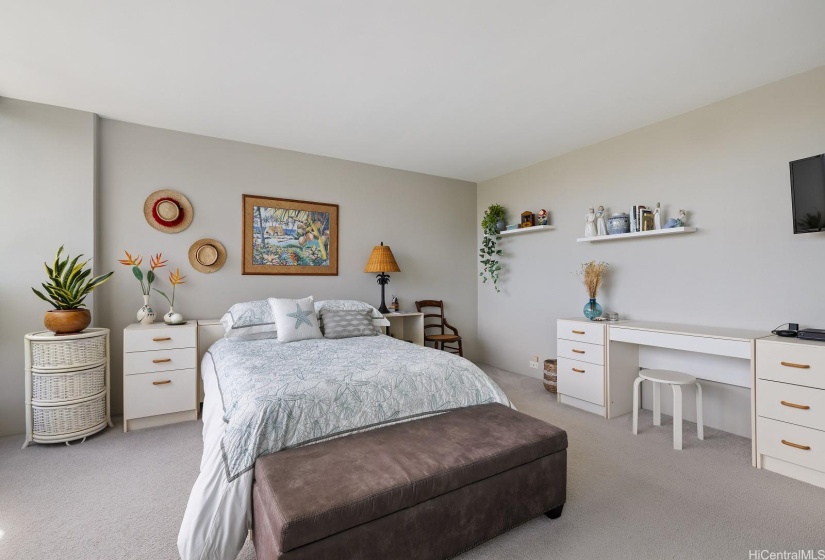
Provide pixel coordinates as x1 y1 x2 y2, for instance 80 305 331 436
123 322 198 432
755 336 825 489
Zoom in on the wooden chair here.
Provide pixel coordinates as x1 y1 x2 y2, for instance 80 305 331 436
415 300 463 357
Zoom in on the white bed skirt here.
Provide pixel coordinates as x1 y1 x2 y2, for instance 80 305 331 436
178 356 252 560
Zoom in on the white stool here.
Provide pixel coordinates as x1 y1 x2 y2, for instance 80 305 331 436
632 369 703 450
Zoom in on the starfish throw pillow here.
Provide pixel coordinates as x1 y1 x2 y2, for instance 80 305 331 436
268 296 323 343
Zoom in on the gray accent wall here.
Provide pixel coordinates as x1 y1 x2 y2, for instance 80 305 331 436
0 98 97 437
96 120 479 415
477 66 825 380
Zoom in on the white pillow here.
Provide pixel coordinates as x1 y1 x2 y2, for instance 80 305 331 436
221 300 277 340
269 296 323 343
314 299 390 332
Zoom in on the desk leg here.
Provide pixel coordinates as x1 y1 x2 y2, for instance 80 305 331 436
632 377 642 434
653 382 661 426
695 382 704 440
672 385 683 450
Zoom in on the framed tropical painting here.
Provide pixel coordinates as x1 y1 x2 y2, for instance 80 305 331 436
242 195 338 275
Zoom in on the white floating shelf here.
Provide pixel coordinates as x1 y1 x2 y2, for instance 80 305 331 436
576 226 697 243
499 225 555 236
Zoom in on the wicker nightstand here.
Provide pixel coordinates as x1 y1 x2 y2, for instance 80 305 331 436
23 328 113 448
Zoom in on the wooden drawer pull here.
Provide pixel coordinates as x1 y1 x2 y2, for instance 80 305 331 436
152 358 171 364
781 439 811 451
572 349 586 354
153 337 172 342
572 330 585 335
780 400 811 410
572 368 585 373
152 380 171 386
781 361 810 369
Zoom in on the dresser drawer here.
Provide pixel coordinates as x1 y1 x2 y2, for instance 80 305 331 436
557 339 604 366
757 379 825 431
557 320 605 346
124 347 197 375
124 326 196 353
124 368 196 420
757 342 825 390
557 358 604 406
757 416 825 473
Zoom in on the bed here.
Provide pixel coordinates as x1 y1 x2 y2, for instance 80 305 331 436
177 320 510 560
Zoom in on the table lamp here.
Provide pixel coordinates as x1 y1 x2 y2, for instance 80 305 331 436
364 242 400 314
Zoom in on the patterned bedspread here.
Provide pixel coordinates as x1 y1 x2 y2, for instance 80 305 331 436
208 335 510 480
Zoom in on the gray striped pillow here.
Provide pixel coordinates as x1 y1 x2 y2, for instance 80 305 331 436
320 309 379 339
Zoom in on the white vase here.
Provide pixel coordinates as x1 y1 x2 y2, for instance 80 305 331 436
137 295 155 325
164 307 183 325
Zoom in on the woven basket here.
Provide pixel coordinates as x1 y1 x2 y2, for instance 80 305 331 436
32 364 105 403
32 393 106 436
543 359 558 393
31 335 106 370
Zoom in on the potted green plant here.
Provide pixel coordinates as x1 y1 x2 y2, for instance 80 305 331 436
479 204 506 292
32 246 114 334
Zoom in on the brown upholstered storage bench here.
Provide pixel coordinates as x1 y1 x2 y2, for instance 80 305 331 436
252 403 567 560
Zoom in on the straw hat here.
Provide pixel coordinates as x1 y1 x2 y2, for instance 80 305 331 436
189 239 226 273
144 190 193 233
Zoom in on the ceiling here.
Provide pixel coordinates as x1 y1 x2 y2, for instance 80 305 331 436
3 1 825 182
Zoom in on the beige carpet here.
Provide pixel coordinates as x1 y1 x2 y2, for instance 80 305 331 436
1 365 823 560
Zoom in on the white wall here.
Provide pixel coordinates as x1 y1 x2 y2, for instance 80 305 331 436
477 66 825 383
0 98 97 436
97 119 479 415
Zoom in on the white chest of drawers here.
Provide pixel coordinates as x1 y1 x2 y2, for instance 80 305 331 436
557 318 608 416
755 336 825 489
123 322 198 432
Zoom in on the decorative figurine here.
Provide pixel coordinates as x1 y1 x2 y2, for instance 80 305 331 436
596 206 607 236
520 211 535 228
664 209 687 228
585 207 597 237
537 209 548 226
653 202 662 230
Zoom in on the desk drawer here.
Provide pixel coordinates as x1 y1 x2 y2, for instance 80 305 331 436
124 347 197 375
757 342 825 390
124 326 196 352
757 379 825 431
558 358 604 406
757 416 825 473
557 320 605 346
124 368 196 420
557 339 604 366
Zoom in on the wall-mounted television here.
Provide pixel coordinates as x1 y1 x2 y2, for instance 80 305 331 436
790 153 825 234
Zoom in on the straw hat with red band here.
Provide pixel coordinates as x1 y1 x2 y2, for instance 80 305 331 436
144 189 193 233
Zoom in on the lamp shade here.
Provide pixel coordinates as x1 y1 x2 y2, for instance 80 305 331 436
364 242 400 273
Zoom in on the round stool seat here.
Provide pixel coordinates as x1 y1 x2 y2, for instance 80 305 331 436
639 369 696 385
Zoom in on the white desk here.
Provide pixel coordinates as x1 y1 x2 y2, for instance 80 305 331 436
383 313 424 346
557 318 768 461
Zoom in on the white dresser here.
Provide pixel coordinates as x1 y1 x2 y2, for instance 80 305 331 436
755 336 825 489
123 322 198 432
556 318 609 416
23 328 113 447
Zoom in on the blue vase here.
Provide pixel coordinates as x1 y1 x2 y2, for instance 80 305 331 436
583 298 602 320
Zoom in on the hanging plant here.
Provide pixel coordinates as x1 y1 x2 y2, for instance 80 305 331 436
479 204 506 292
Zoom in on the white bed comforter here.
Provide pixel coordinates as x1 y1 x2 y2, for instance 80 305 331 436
178 335 509 560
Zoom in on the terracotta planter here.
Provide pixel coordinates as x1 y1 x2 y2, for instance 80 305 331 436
44 309 91 335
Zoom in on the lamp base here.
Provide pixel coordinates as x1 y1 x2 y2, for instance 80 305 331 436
376 272 391 314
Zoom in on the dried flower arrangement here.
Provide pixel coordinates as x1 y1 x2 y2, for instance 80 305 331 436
578 261 609 298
